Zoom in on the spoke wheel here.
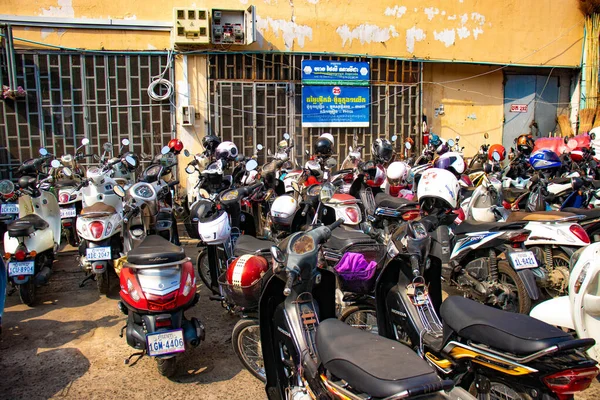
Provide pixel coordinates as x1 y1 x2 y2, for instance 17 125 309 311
490 261 531 314
196 250 217 293
340 304 378 335
232 318 265 382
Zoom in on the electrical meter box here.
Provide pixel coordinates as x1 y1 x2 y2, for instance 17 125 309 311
211 6 256 45
172 8 210 45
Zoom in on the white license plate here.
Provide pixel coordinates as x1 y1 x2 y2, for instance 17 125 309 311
509 251 538 270
146 329 185 357
86 246 112 261
1 203 19 214
60 206 77 219
8 261 35 277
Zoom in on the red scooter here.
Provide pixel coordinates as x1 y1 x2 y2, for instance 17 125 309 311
118 235 205 377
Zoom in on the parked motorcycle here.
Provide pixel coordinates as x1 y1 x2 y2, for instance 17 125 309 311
117 234 205 377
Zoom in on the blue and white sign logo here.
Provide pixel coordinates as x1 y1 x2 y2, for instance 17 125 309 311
301 60 370 86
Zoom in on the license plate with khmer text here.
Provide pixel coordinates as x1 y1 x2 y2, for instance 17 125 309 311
60 206 77 219
509 251 538 270
146 329 185 357
8 261 35 277
1 203 19 214
86 246 112 261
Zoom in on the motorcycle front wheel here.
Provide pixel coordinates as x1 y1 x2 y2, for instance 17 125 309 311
340 304 378 335
232 318 266 382
156 356 177 377
19 280 36 306
493 261 531 314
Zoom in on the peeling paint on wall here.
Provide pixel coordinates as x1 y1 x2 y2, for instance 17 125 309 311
447 14 457 20
457 26 470 39
39 0 74 18
256 16 313 50
471 12 485 25
239 0 249 4
434 28 455 47
384 5 407 18
337 24 399 46
41 28 55 39
473 27 484 39
406 26 425 53
460 13 468 25
424 7 440 21
305 0 319 4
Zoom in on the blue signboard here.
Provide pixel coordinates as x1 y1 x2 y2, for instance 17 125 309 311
301 60 370 86
302 86 370 128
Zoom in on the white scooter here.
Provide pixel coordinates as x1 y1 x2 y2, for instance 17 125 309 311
1 154 62 305
76 146 136 294
531 243 600 363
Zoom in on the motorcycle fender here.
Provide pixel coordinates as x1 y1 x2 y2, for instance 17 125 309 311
558 246 576 258
91 261 107 274
530 296 574 330
385 280 422 346
515 268 540 301
12 275 31 284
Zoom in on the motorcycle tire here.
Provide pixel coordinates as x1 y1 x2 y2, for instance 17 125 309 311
469 379 532 400
496 261 531 314
156 356 177 378
67 227 80 247
340 304 378 335
196 249 219 294
97 271 109 295
232 318 266 382
19 281 36 306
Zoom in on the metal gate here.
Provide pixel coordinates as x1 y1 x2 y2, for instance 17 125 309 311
208 54 421 164
0 51 175 174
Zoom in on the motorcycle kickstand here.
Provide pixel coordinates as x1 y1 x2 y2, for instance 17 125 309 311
124 350 146 367
79 273 95 288
119 324 127 338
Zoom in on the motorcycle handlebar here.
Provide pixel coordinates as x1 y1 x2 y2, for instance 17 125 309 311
328 218 344 232
168 180 180 188
301 202 310 217
283 269 297 297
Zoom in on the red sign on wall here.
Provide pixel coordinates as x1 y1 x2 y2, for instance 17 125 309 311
510 104 528 113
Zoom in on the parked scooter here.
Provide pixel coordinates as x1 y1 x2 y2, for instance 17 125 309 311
117 235 205 377
1 154 62 305
260 219 472 400
531 243 600 363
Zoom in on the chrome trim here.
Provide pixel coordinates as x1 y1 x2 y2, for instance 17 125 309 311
468 341 559 364
125 257 191 269
442 341 538 372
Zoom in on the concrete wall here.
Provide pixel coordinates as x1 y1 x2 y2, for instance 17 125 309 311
4 0 584 66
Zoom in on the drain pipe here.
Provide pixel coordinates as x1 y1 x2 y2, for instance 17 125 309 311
1 24 18 90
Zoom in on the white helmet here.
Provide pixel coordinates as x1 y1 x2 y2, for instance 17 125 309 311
386 161 410 185
198 209 231 244
320 133 334 146
433 152 465 175
241 170 259 185
417 168 460 211
215 141 239 161
270 195 298 229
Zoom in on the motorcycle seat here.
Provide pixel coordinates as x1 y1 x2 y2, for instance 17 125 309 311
562 207 600 220
7 214 49 237
55 179 78 188
323 226 378 252
453 220 527 235
506 211 575 222
441 296 572 355
316 318 449 398
127 235 185 266
374 192 418 209
80 202 117 217
234 235 276 257
502 187 528 203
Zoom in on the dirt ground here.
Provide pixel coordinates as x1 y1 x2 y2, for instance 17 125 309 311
1 235 599 400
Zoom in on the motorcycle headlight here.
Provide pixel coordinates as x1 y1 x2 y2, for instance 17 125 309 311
574 262 591 294
570 247 586 271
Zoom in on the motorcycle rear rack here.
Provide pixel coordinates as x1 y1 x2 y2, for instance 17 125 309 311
125 257 191 269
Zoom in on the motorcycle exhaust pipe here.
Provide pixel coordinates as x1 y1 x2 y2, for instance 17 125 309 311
34 266 52 285
182 317 205 347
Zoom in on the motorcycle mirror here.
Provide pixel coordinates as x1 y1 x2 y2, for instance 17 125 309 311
39 148 48 156
405 142 412 150
492 151 501 162
94 154 100 161
125 155 137 167
161 145 170 155
246 159 258 172
326 157 337 169
103 142 113 152
320 182 335 203
185 165 196 174
256 144 264 151
50 159 61 168
122 138 130 146
391 135 398 142
184 149 190 157
484 133 489 140
447 139 455 147
270 245 285 264
267 149 272 156
113 185 126 198
567 138 578 150
305 149 310 156
63 167 73 177
81 138 90 146
283 133 290 140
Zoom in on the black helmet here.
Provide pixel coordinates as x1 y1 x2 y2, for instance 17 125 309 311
314 134 334 157
516 134 535 155
202 135 221 154
372 138 394 163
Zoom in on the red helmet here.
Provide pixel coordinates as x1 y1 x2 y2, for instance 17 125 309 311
364 162 386 187
168 139 184 154
488 144 506 161
226 255 268 288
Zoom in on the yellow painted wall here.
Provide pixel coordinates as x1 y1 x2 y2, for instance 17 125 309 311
5 0 584 67
422 63 505 156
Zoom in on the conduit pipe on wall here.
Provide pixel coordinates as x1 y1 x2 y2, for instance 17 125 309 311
0 15 171 31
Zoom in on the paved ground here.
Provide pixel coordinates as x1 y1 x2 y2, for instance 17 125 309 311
1 235 599 400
